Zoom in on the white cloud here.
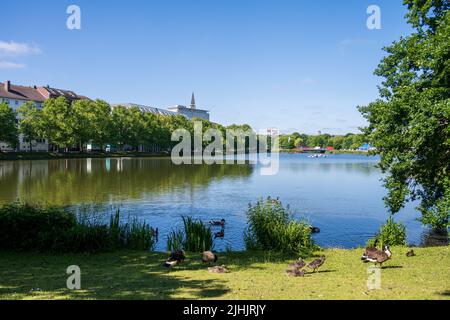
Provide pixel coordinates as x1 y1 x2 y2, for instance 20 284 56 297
0 61 26 69
0 41 41 56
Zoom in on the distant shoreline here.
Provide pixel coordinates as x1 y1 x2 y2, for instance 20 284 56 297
0 152 171 161
280 149 371 155
0 150 374 161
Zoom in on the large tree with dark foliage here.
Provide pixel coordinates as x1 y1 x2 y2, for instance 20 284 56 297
359 0 450 230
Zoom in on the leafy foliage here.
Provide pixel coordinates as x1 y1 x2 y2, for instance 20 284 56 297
0 102 18 149
244 197 318 257
367 216 407 247
0 203 157 253
358 1 450 229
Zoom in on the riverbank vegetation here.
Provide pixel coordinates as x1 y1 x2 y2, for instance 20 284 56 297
278 132 367 151
244 198 318 257
0 203 157 253
167 217 214 252
0 247 449 300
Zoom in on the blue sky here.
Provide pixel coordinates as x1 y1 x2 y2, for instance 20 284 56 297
1 0 411 134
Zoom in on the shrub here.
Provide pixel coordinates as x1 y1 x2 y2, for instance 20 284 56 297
244 197 318 257
166 216 214 252
0 203 157 253
367 215 407 247
0 203 77 252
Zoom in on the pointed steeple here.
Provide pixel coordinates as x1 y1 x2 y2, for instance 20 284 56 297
190 92 196 110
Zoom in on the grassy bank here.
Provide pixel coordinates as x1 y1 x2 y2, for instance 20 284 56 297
0 151 170 161
1 246 449 300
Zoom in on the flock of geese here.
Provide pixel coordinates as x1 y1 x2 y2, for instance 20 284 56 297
163 249 229 273
162 219 416 277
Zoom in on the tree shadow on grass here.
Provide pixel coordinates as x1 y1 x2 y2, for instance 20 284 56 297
0 251 230 300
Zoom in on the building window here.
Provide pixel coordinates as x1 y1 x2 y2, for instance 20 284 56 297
15 100 19 105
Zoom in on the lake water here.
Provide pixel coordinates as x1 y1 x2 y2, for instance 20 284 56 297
0 154 425 251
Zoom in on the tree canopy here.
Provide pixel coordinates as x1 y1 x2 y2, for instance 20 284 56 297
359 0 450 229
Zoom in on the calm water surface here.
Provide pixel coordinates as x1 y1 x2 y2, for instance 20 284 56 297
0 154 424 251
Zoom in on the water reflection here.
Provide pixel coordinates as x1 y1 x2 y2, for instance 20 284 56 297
0 154 425 249
0 158 254 205
421 229 449 247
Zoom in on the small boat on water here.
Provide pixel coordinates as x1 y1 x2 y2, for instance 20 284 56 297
307 154 328 159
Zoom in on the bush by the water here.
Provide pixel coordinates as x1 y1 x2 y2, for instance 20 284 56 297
166 216 214 252
0 203 157 253
367 215 407 247
244 197 318 257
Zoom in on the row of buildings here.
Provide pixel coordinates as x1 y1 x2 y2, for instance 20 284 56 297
0 80 210 152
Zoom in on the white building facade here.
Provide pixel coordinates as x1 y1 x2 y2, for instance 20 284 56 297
167 93 210 121
0 81 87 152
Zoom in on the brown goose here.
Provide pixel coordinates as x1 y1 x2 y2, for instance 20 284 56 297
307 256 326 273
406 249 415 257
202 251 218 264
287 259 306 271
361 240 379 262
164 250 186 268
214 229 225 239
286 269 306 277
208 265 228 273
361 245 392 267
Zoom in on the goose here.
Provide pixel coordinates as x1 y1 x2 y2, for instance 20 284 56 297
307 256 326 273
406 249 415 257
214 229 225 239
209 219 225 227
202 251 218 264
361 240 379 262
163 250 186 268
309 226 321 234
286 269 306 277
361 245 392 267
287 258 306 271
208 265 229 273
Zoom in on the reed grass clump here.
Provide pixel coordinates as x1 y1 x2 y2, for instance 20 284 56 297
166 216 214 252
244 197 318 257
0 203 157 253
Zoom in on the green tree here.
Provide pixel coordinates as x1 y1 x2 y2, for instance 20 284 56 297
89 100 113 149
359 1 450 229
41 97 74 151
72 99 92 151
0 102 18 150
17 102 43 153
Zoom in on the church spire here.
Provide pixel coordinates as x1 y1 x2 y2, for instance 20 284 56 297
190 92 196 110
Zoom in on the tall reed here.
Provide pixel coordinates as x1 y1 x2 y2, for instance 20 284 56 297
166 216 214 252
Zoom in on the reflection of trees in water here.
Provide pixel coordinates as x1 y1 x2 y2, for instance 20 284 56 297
0 159 253 205
421 228 449 247
286 162 379 175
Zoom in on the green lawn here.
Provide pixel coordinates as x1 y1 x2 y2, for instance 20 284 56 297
0 247 449 300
